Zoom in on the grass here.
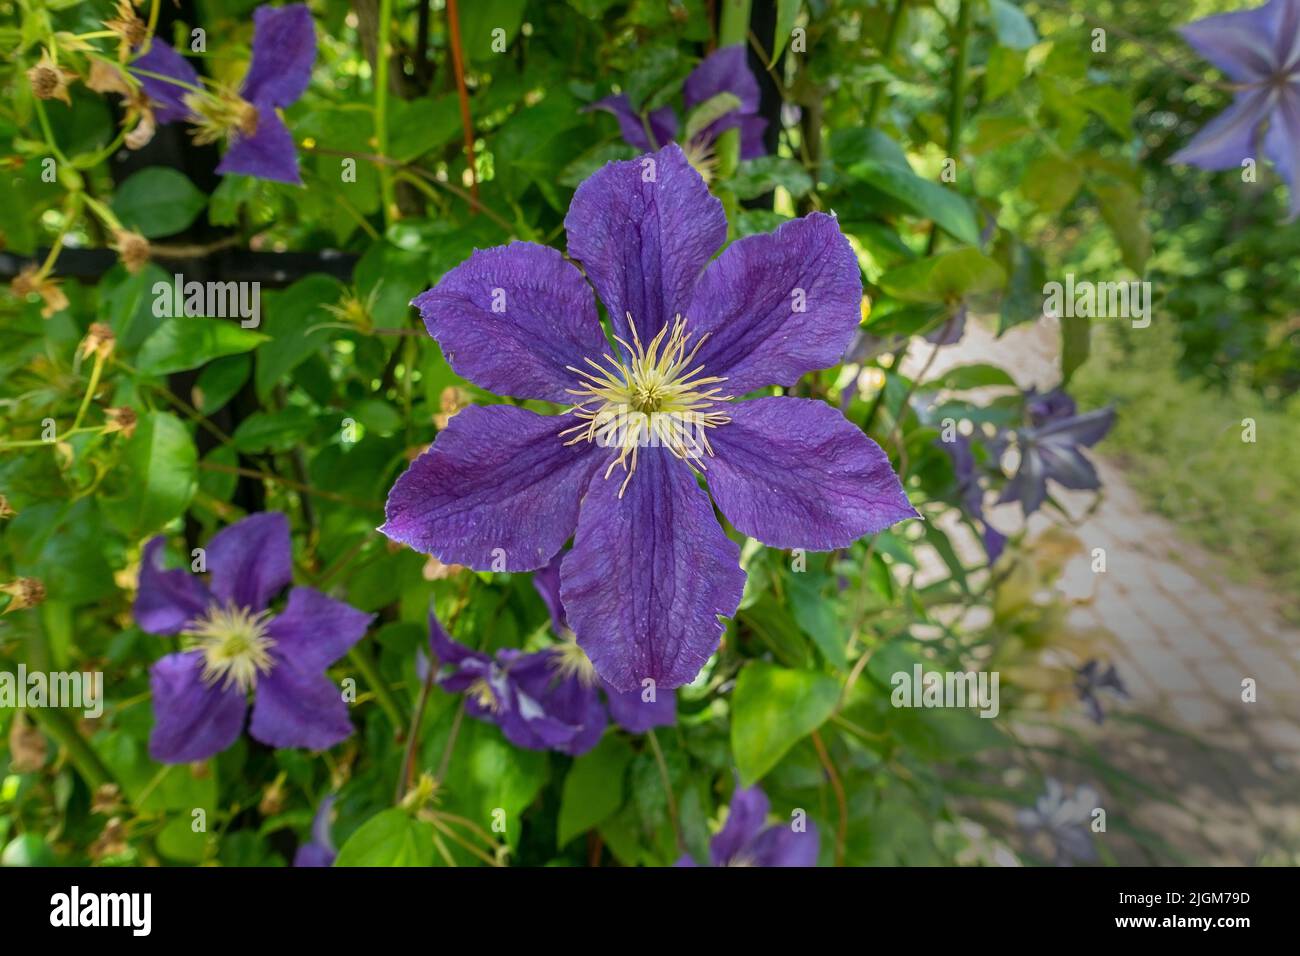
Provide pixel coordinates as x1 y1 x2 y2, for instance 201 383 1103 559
1073 322 1300 622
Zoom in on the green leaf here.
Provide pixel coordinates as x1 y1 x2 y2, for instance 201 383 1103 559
847 159 980 246
103 411 198 537
985 45 1025 99
335 809 434 867
232 407 315 453
731 156 814 200
770 0 802 64
193 354 251 415
254 275 341 399
879 248 1006 304
1022 155 1083 214
787 574 846 669
458 0 526 60
1061 312 1090 382
136 318 267 376
683 92 742 143
1093 181 1151 273
111 167 208 238
558 734 635 846
389 95 463 163
731 662 840 785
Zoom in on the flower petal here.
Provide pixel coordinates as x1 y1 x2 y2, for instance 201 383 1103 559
604 681 676 733
688 213 862 394
1262 86 1300 219
500 650 606 756
135 536 213 635
266 587 373 672
1178 3 1282 83
411 242 607 403
739 114 769 160
586 94 678 151
380 405 600 571
565 143 726 342
710 784 770 866
216 102 302 184
706 397 917 550
249 656 352 751
532 549 569 634
561 450 745 692
148 651 246 763
206 511 293 612
241 3 316 107
1170 86 1274 171
684 45 760 115
130 40 198 125
749 821 820 867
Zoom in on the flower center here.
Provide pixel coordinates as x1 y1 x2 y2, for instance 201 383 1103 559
562 315 731 497
467 676 500 712
183 603 275 693
184 86 258 146
681 136 720 184
548 640 597 686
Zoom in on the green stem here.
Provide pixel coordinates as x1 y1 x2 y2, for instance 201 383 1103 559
927 0 972 255
71 353 106 432
714 0 753 184
348 644 406 733
866 0 907 127
31 708 115 790
375 0 396 226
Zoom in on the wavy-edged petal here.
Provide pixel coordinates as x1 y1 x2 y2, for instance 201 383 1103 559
561 450 745 692
532 549 568 635
586 93 679 151
706 397 917 550
249 656 352 751
266 587 372 672
689 213 863 394
749 820 820 867
216 102 301 184
411 242 607 403
206 511 293 612
565 143 726 342
241 3 316 107
148 651 246 763
130 40 198 125
380 405 601 571
135 536 213 635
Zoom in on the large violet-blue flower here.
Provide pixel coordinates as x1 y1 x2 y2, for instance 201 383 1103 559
1172 0 1300 218
381 143 917 694
131 3 315 184
997 388 1115 517
941 433 1006 563
676 783 819 867
135 512 373 763
588 45 768 180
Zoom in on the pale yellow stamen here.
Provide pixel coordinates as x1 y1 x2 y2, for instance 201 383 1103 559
548 640 597 686
561 314 731 497
681 137 720 184
183 603 275 693
467 677 500 712
184 86 258 147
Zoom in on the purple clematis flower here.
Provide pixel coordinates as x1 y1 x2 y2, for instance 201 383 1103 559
588 45 768 180
292 794 337 867
996 389 1115 518
1172 0 1300 218
131 4 315 184
135 512 373 763
425 608 606 756
381 144 917 694
676 783 819 867
1075 659 1129 724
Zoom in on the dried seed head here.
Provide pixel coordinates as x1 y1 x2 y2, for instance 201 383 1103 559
113 228 151 273
27 52 77 104
79 322 117 362
1 577 47 614
103 406 138 438
11 266 69 319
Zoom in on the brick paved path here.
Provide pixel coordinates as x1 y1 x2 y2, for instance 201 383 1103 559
914 318 1300 864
